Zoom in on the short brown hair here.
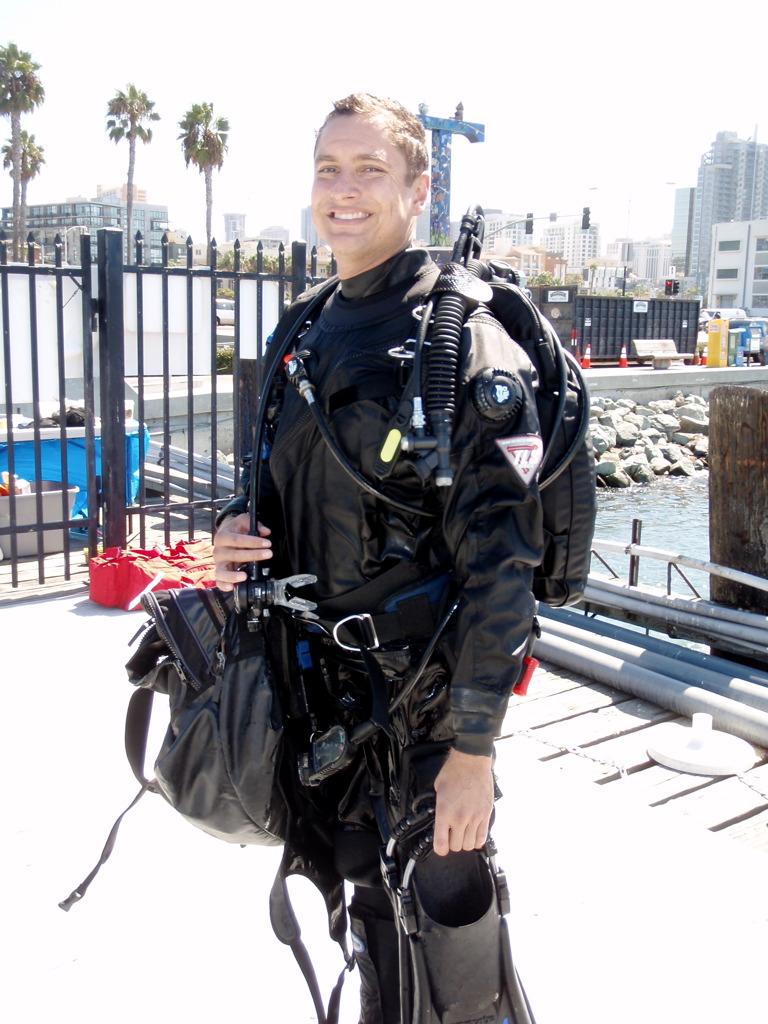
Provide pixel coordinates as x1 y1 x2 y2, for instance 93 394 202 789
315 93 429 184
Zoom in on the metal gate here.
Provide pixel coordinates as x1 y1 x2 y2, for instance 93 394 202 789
0 232 98 590
1 227 329 592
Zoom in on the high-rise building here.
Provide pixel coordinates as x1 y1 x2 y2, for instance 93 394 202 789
630 238 672 282
606 239 634 265
481 209 527 254
541 221 600 273
224 213 246 242
671 187 695 276
691 131 768 291
300 206 322 250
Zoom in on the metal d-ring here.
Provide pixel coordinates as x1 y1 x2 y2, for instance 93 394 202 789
332 612 380 652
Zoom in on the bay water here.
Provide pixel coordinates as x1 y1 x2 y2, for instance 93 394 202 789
593 469 711 596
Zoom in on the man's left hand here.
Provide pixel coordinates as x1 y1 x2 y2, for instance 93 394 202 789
433 749 494 857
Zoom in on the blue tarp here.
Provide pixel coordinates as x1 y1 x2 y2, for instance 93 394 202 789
0 426 150 517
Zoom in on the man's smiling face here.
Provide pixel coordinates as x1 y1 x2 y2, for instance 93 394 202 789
311 113 429 279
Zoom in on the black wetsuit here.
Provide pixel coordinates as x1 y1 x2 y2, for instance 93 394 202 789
219 247 544 1022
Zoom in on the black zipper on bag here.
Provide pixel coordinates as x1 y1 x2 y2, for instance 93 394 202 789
142 591 212 692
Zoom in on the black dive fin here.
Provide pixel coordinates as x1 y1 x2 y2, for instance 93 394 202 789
405 851 536 1024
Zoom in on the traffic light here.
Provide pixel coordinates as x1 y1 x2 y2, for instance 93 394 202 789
672 280 680 295
664 279 674 296
581 207 590 230
525 212 534 235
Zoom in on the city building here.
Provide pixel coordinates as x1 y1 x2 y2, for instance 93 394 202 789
708 219 768 314
604 237 671 284
218 236 286 261
1 197 123 264
497 245 568 282
224 213 246 242
414 207 431 246
164 229 191 264
300 206 322 250
480 209 528 255
259 224 289 244
584 262 624 292
630 238 672 283
606 239 634 266
96 182 147 204
91 184 169 261
691 131 768 292
671 187 695 277
541 221 600 273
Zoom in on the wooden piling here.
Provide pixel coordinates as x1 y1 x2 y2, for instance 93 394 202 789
709 386 768 629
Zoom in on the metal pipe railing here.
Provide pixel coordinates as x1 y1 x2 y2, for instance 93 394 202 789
592 538 768 595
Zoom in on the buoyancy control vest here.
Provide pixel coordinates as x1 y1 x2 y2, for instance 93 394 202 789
245 226 595 613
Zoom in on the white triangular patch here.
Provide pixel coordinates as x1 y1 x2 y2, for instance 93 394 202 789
495 434 544 485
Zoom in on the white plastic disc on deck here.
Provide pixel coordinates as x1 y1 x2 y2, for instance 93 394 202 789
647 713 757 776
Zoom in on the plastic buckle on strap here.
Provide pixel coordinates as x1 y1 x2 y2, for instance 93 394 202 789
397 887 418 935
332 613 380 652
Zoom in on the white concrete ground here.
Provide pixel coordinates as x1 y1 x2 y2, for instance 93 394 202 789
4 591 767 1024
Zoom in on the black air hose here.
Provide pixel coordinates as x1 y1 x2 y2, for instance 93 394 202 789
465 257 491 281
307 401 437 518
425 290 469 485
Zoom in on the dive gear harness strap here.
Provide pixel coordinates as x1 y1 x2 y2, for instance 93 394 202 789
270 849 353 1024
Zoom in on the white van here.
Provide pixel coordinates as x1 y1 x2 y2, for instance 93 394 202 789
700 306 747 325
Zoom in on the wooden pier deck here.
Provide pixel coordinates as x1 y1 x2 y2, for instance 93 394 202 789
498 660 768 854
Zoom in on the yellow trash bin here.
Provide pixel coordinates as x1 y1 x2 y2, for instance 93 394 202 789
707 319 729 368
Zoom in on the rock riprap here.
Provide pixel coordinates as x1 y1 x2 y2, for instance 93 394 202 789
588 392 708 488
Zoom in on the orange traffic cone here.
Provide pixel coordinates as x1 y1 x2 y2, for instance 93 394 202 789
618 344 628 368
700 351 707 366
581 343 591 369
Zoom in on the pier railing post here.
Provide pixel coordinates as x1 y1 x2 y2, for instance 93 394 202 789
97 227 127 549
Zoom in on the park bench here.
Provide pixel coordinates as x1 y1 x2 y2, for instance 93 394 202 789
631 338 688 370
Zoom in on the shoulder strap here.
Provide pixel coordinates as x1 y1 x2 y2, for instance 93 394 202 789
249 276 339 529
269 847 352 1024
58 687 158 911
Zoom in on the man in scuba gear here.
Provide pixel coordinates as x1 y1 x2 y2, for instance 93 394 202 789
213 93 542 1024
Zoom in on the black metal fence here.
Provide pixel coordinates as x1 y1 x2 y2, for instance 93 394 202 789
0 226 330 590
0 232 98 587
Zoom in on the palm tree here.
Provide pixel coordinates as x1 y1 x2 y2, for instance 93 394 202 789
106 85 159 262
0 42 45 260
2 130 44 255
178 102 229 257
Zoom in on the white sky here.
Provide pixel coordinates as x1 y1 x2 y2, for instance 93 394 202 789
1 0 760 250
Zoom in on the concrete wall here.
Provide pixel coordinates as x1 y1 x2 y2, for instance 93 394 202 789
124 376 235 457
586 365 768 404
